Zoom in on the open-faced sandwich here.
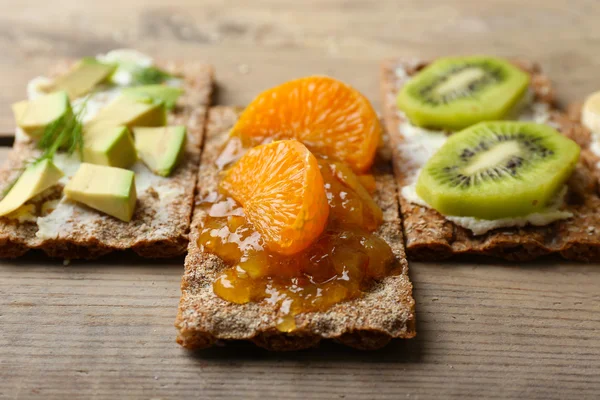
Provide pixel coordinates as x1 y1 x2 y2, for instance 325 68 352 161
176 77 416 350
568 90 600 186
0 49 213 258
381 56 600 261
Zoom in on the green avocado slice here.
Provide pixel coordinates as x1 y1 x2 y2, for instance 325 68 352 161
0 159 64 217
86 94 166 130
48 58 115 99
133 126 186 177
12 91 73 139
83 125 137 169
122 85 183 110
64 163 137 222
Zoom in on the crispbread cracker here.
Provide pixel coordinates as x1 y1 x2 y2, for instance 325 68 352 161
381 59 600 262
0 60 214 259
175 106 416 351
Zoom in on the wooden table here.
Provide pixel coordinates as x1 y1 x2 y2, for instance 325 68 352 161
2 1 600 399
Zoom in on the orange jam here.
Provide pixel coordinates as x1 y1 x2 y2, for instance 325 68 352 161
199 139 398 331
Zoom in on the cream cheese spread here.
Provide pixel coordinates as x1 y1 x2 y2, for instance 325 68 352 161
401 182 572 235
97 49 154 86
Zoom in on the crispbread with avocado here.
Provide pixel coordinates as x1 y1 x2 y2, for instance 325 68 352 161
175 106 416 351
381 58 600 261
0 58 214 259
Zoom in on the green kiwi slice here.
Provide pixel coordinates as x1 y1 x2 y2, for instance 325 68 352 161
397 56 530 130
415 121 580 220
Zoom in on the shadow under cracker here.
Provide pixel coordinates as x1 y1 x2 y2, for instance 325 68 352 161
184 334 425 364
1 249 185 268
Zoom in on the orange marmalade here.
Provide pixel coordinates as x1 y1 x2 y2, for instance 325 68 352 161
198 138 398 331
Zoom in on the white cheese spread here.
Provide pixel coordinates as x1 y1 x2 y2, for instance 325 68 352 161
402 182 572 235
27 76 53 100
398 115 447 176
52 152 83 184
35 198 94 240
96 49 153 86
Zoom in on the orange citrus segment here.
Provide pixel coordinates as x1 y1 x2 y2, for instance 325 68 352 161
231 76 382 173
220 140 329 255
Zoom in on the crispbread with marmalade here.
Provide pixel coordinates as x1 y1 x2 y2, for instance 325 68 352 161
175 106 416 351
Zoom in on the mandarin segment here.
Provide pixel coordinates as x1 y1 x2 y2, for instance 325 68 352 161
220 140 329 255
231 76 381 172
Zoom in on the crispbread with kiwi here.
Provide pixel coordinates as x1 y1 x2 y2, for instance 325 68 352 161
175 106 416 351
0 59 214 259
381 58 600 262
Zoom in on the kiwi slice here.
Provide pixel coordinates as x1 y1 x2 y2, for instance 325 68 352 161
416 121 580 220
397 56 530 131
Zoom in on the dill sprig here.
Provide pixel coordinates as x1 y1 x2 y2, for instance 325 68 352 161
131 66 173 85
37 103 85 161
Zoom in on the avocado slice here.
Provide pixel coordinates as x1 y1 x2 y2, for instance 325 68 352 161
122 85 183 109
0 159 64 217
83 125 137 169
47 58 115 99
133 126 186 177
86 94 166 130
64 163 137 222
12 91 73 139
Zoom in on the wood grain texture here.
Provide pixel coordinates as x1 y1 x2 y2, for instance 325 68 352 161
1 1 600 398
2 250 600 399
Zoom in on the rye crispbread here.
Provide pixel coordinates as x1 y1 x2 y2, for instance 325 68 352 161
381 59 600 262
175 106 416 351
0 60 214 259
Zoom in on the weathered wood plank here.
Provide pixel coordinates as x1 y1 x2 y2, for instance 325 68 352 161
1 257 600 399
